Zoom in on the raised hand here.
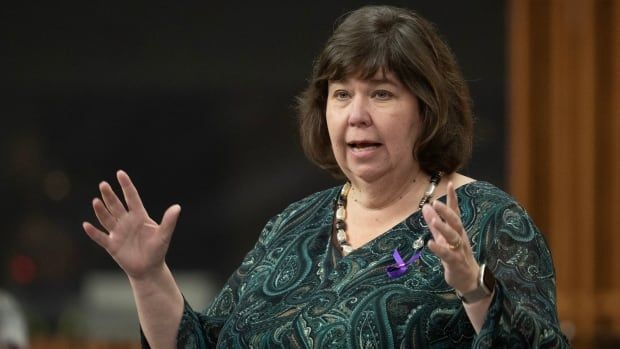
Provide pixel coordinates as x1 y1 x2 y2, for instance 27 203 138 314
83 170 181 280
422 181 479 294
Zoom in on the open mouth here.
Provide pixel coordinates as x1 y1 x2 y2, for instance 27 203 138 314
347 141 382 151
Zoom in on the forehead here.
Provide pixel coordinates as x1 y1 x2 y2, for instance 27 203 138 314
329 69 404 86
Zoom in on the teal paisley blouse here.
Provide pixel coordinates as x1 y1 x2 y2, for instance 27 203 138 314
144 181 569 348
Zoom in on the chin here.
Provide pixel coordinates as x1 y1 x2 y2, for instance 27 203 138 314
345 169 387 183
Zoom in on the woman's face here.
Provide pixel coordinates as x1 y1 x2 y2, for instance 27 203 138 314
326 70 421 184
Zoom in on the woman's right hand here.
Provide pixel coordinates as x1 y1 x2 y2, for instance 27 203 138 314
82 170 181 280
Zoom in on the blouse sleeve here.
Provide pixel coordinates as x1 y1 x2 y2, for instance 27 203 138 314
473 202 569 348
140 214 280 349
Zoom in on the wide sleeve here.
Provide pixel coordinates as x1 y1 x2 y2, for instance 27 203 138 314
140 214 279 349
472 202 569 348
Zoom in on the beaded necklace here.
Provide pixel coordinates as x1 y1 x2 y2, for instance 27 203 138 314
334 172 442 257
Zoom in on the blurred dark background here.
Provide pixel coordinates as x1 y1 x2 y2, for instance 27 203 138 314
0 0 505 340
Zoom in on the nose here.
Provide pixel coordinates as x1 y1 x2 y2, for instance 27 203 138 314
348 95 372 127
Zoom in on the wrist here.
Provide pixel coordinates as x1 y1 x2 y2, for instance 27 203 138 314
456 263 496 304
459 264 481 294
128 263 170 286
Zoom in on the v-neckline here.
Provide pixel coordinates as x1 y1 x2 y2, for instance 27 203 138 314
328 181 479 260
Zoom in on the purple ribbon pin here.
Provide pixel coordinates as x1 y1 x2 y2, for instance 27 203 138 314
386 249 422 279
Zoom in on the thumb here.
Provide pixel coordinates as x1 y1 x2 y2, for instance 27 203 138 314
159 204 181 242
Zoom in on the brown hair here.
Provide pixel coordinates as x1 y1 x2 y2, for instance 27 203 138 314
297 5 473 178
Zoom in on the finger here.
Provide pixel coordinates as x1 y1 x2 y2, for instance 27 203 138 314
430 216 462 248
92 198 117 232
83 221 110 250
431 200 464 237
427 239 456 262
117 170 146 213
446 182 461 216
158 204 181 243
99 181 127 217
422 204 443 242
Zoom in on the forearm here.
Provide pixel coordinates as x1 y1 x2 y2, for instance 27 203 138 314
129 263 184 349
462 290 494 333
471 285 569 348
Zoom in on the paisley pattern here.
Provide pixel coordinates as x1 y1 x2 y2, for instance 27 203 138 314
142 181 569 348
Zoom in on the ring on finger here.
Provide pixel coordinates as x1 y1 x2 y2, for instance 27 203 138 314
448 237 462 250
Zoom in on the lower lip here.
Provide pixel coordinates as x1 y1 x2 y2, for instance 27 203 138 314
349 145 381 158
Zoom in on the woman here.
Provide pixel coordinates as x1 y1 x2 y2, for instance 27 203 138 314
83 5 568 348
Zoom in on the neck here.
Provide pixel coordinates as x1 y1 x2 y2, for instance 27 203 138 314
348 168 428 210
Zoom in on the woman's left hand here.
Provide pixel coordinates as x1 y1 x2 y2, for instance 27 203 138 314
422 181 479 294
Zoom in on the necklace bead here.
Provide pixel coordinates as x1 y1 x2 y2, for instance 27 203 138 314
334 173 442 255
335 182 352 251
417 172 442 209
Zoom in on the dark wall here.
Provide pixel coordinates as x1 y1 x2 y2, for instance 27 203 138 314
1 0 505 330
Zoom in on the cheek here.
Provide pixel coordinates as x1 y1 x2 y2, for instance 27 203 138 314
386 119 418 153
325 113 347 162
325 110 341 141
401 127 418 153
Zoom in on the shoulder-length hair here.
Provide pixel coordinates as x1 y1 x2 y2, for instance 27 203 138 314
297 5 473 178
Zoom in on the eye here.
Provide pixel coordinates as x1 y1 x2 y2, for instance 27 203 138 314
333 90 351 100
372 90 394 100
